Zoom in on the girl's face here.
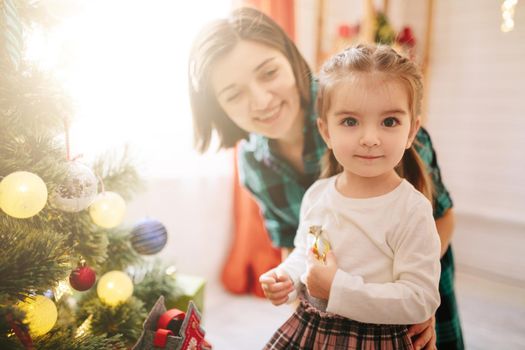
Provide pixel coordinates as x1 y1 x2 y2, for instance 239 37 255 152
211 40 302 140
318 73 420 179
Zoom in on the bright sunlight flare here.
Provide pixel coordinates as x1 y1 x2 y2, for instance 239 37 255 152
26 0 232 178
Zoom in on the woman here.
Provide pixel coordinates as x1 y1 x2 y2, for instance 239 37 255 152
188 7 463 349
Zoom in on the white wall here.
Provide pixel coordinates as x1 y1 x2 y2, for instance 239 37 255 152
427 0 525 224
297 0 525 224
125 151 235 284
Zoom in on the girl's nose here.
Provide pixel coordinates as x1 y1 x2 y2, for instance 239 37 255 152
360 127 380 148
249 83 272 111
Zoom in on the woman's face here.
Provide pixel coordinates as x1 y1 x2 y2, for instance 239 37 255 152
211 40 302 140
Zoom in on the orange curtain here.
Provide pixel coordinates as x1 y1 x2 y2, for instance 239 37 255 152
244 0 295 40
221 147 281 297
221 0 295 298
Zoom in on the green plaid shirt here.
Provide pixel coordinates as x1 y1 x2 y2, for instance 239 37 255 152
238 82 464 349
238 84 324 248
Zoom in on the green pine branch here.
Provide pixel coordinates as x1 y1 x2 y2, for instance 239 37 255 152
35 331 127 350
76 296 146 346
133 263 180 311
0 63 72 138
92 147 144 202
98 229 143 272
0 218 71 300
0 1 160 346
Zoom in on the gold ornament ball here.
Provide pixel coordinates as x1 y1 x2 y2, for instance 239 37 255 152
0 171 48 218
97 270 133 306
89 191 126 228
17 295 57 337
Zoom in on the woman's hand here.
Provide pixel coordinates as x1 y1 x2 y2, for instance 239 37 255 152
305 250 338 300
408 316 437 350
259 269 295 306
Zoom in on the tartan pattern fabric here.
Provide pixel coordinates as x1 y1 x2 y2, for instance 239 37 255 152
264 298 413 350
414 129 464 350
238 81 323 248
435 247 464 349
413 128 453 219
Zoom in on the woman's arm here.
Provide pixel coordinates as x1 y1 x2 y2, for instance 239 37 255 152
435 208 455 257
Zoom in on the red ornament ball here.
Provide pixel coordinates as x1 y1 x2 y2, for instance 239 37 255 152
69 265 96 291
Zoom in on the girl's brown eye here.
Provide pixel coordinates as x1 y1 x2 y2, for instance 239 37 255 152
383 117 399 127
341 117 358 127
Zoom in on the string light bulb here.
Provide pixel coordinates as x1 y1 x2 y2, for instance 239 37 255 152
501 0 518 32
16 295 57 337
0 171 48 218
97 270 133 306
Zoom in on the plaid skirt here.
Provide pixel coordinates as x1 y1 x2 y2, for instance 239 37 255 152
264 298 413 350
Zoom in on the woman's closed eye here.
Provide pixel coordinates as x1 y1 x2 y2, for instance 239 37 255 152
261 67 278 80
382 116 400 127
226 91 242 102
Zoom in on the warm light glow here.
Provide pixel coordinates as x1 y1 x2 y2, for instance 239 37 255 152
25 0 232 178
17 296 58 337
97 270 134 306
501 0 519 32
54 279 73 301
89 191 126 228
166 265 177 275
0 171 48 219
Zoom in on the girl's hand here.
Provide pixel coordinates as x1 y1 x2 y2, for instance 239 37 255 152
259 269 295 306
305 250 338 300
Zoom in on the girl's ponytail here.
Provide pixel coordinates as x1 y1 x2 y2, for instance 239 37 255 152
396 142 434 202
320 149 343 179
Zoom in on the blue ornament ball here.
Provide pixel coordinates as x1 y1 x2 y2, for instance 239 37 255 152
130 219 168 255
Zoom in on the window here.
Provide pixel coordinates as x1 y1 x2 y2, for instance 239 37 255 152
27 0 233 178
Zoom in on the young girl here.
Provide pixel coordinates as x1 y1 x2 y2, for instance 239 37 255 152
259 44 441 349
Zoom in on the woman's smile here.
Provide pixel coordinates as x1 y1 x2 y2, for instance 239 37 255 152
255 103 282 123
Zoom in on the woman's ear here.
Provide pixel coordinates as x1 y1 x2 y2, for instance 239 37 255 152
317 118 332 149
406 117 421 149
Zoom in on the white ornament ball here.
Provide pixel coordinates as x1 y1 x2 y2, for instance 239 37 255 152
50 162 98 212
89 191 126 228
0 171 48 218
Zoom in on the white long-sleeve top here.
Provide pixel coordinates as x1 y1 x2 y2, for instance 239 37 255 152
279 175 441 325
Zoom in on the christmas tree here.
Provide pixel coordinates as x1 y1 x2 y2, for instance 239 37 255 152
0 1 178 348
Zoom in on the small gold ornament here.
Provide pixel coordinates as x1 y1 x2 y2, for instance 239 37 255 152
308 225 331 262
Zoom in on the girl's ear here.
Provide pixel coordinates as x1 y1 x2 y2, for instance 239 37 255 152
317 118 332 149
406 117 421 149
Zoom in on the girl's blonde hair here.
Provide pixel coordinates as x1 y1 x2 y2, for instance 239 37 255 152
317 44 433 201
